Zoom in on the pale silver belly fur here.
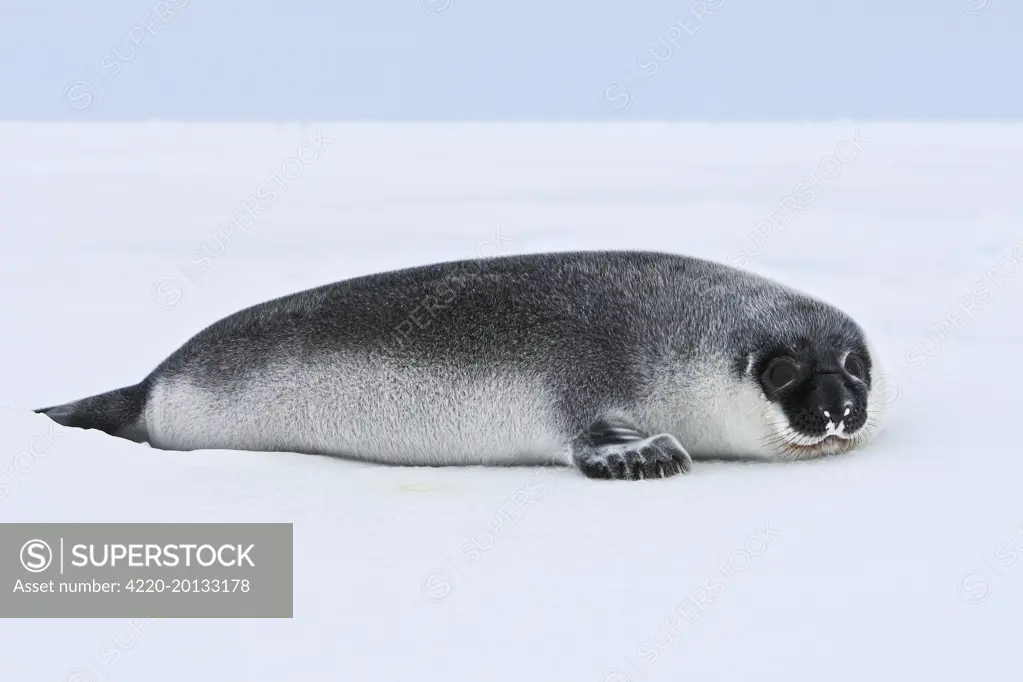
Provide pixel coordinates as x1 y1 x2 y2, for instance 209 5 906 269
144 353 886 464
146 355 569 466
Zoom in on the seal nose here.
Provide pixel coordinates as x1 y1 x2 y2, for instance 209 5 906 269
814 374 847 427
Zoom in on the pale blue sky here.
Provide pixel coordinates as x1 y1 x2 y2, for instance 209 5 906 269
1 0 1018 120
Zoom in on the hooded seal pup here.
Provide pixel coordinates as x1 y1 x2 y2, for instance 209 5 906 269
37 251 885 480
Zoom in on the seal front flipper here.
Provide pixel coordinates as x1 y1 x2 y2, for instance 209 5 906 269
572 417 692 480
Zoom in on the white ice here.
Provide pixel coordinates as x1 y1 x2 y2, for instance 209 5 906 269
1 123 1021 681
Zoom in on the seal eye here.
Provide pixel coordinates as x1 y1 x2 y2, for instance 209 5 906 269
844 353 866 380
763 358 799 391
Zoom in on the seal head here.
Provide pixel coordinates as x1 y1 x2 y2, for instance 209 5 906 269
744 322 883 460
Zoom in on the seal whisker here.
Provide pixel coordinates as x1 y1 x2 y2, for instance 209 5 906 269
761 430 796 447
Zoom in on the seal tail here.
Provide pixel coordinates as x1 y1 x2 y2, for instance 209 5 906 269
35 383 150 443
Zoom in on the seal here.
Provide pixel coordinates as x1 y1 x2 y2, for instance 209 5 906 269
37 251 886 480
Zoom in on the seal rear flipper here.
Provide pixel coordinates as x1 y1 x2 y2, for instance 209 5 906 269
36 383 149 443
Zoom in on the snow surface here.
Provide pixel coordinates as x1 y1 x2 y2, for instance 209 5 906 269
1 122 1022 681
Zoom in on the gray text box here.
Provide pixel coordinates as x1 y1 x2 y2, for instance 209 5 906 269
0 523 292 618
